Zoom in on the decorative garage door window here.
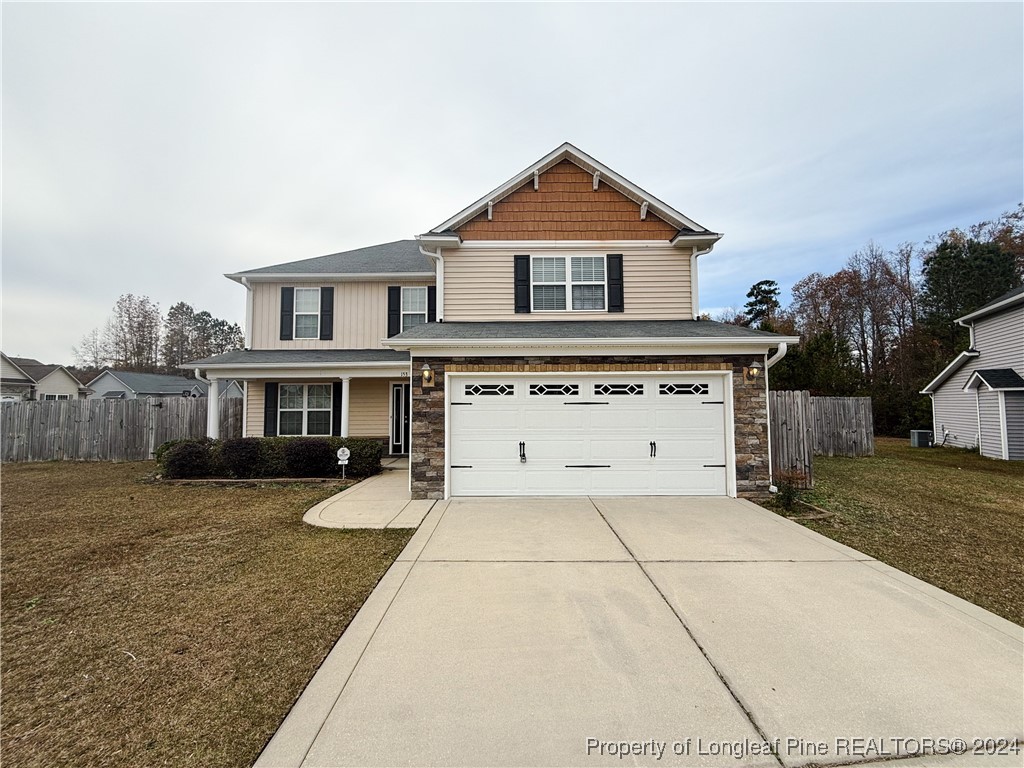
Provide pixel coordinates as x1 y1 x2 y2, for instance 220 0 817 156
594 383 644 396
465 383 515 396
529 383 579 396
659 382 710 395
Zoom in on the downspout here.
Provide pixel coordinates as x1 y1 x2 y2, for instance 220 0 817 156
240 276 254 348
419 246 444 322
690 245 714 319
764 342 788 493
766 342 788 368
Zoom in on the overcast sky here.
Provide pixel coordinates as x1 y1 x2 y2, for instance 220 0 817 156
3 2 1021 364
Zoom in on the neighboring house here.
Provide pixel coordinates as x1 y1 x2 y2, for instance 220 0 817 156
85 370 243 400
187 143 799 499
922 286 1024 460
0 353 90 400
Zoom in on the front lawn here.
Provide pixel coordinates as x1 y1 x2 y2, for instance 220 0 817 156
1 462 413 768
785 437 1024 626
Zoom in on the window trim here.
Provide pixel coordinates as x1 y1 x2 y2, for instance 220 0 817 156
43 393 71 401
401 286 428 332
529 255 607 313
293 287 321 339
277 383 333 436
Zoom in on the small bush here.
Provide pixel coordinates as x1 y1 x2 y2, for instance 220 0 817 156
326 437 383 478
220 438 269 478
775 469 806 512
154 439 186 463
283 438 337 477
162 441 215 479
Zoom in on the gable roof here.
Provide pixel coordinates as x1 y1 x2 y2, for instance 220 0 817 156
920 349 980 394
424 142 721 245
963 368 1024 391
8 357 86 387
957 285 1024 324
1 352 35 382
87 370 208 396
227 240 434 282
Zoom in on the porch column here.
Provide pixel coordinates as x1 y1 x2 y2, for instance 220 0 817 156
207 377 220 438
340 376 351 438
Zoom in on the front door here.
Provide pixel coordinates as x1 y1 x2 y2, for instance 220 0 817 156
390 383 411 455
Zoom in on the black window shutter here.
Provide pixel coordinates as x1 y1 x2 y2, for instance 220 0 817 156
387 286 401 337
427 286 437 322
514 255 530 313
331 382 342 437
607 254 624 313
280 288 294 340
264 383 278 437
319 287 334 340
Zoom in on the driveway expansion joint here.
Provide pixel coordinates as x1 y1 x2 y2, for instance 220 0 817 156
586 496 786 768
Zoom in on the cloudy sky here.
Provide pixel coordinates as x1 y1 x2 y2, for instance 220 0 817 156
3 2 1021 364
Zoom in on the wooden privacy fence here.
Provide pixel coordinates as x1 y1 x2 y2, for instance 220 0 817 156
1 398 243 463
768 392 875 488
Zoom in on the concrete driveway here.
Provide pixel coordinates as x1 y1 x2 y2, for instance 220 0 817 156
258 497 1024 768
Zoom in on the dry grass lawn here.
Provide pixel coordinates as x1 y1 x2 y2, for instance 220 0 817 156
787 437 1024 626
1 461 413 768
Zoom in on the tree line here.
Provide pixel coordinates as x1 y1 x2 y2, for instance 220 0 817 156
716 204 1023 436
73 295 243 376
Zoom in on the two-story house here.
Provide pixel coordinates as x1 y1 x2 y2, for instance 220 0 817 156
921 286 1024 460
188 144 799 499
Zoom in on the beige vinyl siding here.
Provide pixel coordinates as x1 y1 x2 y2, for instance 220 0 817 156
972 305 1024 370
931 364 979 448
250 280 434 350
244 378 392 438
1 356 31 382
348 379 391 437
977 390 1003 459
35 370 84 399
442 246 694 322
1005 392 1024 460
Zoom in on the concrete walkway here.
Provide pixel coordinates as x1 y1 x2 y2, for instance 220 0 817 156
265 496 1023 768
303 467 432 529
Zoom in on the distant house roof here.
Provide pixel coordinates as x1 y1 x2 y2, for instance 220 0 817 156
226 240 434 282
101 390 126 399
88 370 208 396
957 285 1024 324
7 357 87 388
964 368 1024 391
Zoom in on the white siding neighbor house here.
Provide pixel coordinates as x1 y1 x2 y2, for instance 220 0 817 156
922 286 1024 460
0 353 90 401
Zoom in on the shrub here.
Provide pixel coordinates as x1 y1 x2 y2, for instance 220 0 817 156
283 438 337 477
154 439 187 463
162 441 215 479
775 469 806 512
220 438 270 478
327 437 383 478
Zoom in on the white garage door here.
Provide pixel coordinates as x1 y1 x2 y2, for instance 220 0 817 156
449 374 730 496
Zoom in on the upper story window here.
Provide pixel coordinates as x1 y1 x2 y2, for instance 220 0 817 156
531 256 606 312
43 394 71 401
402 287 427 331
293 288 321 339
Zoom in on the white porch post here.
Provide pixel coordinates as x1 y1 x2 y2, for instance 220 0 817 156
207 377 220 438
340 376 351 438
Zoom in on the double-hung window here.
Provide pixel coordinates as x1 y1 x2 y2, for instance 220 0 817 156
278 384 332 436
401 287 427 331
43 394 71 401
531 256 606 311
293 288 321 339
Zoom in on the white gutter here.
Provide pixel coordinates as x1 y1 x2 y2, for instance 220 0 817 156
689 244 715 317
386 335 800 351
418 245 444 321
225 271 435 284
766 342 788 368
194 368 210 384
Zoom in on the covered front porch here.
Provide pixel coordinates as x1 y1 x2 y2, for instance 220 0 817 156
185 349 413 454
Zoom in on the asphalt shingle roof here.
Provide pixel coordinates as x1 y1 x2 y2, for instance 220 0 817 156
185 349 411 367
234 240 434 276
973 368 1024 390
388 319 791 341
9 357 62 383
94 370 209 395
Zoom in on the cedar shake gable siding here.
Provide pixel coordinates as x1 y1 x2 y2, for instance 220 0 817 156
456 161 679 241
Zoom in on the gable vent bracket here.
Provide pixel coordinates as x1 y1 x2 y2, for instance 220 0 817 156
593 171 601 191
533 170 539 191
640 201 649 220
487 201 493 221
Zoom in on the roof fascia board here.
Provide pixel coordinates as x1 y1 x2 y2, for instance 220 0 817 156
185 364 410 380
956 293 1024 325
440 239 688 251
226 272 435 284
384 335 799 353
387 342 785 358
431 143 708 234
962 371 992 392
920 350 980 394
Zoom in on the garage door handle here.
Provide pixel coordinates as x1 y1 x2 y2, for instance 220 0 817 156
704 464 726 468
650 441 657 458
519 441 526 462
703 400 724 405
